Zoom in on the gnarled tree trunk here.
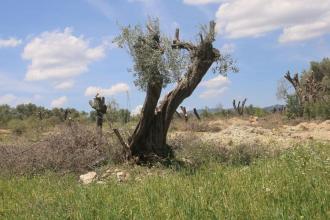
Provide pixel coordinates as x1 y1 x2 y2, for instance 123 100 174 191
129 22 220 161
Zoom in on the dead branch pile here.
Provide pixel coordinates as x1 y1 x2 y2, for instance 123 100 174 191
0 124 110 175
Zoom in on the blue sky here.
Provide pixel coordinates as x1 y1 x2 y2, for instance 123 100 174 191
0 0 329 113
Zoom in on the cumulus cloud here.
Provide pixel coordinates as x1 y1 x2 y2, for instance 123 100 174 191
22 28 107 81
85 83 130 97
0 93 41 106
200 75 230 89
215 0 330 43
199 87 228 99
54 80 75 90
199 75 230 99
131 104 143 116
50 96 68 108
0 37 22 48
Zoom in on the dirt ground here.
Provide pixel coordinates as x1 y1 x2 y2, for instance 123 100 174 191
0 129 11 135
170 117 330 149
1 117 329 149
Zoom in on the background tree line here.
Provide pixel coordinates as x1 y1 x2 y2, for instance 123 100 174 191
278 57 330 119
0 101 132 130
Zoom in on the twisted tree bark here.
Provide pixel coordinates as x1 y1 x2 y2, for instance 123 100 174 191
128 21 221 162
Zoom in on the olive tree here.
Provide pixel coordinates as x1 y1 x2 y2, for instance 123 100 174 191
114 19 237 162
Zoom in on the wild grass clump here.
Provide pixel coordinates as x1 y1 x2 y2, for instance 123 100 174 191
169 133 277 169
0 124 111 175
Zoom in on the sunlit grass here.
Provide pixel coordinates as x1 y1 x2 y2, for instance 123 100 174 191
0 143 329 219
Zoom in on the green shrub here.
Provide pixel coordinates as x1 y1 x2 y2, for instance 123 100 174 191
303 101 330 120
245 105 268 117
7 119 28 135
285 94 330 120
286 95 303 119
200 107 211 118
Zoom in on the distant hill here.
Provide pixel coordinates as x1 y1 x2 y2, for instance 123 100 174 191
263 104 285 112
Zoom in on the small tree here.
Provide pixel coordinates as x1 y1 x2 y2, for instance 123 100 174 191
114 19 237 161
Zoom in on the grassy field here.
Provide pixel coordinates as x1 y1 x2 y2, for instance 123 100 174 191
1 142 329 219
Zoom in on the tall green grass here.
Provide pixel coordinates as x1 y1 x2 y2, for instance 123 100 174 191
1 143 329 219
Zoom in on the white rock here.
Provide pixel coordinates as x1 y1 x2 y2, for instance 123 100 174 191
80 171 97 185
116 171 130 182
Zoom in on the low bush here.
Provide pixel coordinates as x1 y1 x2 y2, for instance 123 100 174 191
0 124 112 175
7 119 27 135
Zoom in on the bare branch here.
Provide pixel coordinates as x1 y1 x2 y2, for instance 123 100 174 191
199 33 204 44
208 20 216 42
175 110 182 118
172 28 196 51
113 128 130 159
175 28 180 41
180 106 188 122
147 24 155 34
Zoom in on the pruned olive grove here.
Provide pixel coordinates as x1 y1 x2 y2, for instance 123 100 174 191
113 19 237 162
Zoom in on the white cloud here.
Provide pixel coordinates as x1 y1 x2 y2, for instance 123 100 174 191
85 83 130 96
0 93 41 106
199 87 227 99
50 96 68 108
54 80 75 90
279 20 330 43
0 37 22 48
131 104 143 116
200 75 230 89
215 0 330 43
22 28 107 81
199 75 230 99
183 0 225 5
220 43 236 53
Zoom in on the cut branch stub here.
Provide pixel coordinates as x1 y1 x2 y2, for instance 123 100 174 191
180 106 188 122
241 98 247 115
64 109 71 121
208 20 216 41
193 108 201 120
172 28 196 52
284 71 304 105
233 98 247 115
37 111 43 120
89 94 107 134
175 110 182 118
175 28 180 41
